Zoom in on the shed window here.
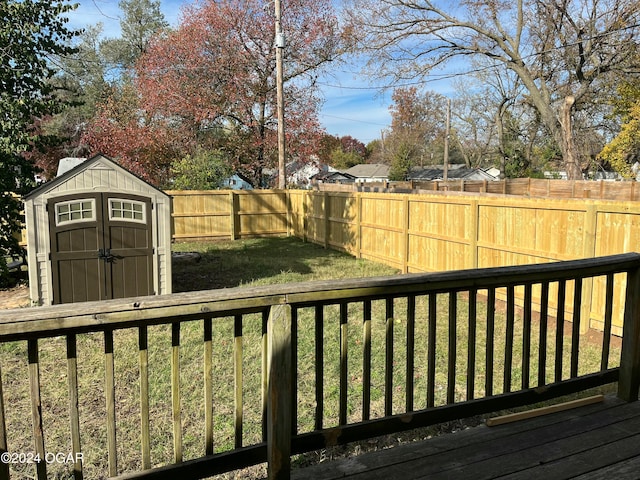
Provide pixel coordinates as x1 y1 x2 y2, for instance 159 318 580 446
55 199 95 225
109 199 145 223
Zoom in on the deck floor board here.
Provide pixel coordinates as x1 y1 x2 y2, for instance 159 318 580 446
293 396 640 479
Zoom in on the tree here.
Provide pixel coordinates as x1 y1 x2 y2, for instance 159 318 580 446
27 24 111 179
346 0 640 179
0 0 78 285
101 0 169 72
82 83 188 186
388 142 416 181
171 149 233 190
385 87 448 169
28 1 169 181
598 79 640 178
128 0 341 187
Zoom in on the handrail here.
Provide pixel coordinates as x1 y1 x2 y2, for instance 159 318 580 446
0 253 639 480
1 253 638 339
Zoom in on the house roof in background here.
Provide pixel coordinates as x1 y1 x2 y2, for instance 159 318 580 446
345 163 390 179
408 165 498 181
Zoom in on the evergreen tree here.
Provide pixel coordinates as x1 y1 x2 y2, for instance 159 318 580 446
0 0 79 285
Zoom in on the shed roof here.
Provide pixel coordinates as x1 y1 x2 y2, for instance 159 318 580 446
25 153 168 200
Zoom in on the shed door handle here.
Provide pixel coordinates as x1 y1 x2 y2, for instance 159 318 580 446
98 248 115 263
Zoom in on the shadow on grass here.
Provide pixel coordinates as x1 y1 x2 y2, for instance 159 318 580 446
171 236 386 292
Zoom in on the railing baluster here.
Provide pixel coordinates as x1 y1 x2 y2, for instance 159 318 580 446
538 282 550 386
104 330 117 477
571 278 583 378
406 295 416 412
171 322 183 463
467 289 477 401
233 315 243 449
262 310 269 441
362 300 372 421
447 292 457 404
486 288 495 397
204 319 214 455
619 265 640 402
339 302 348 426
138 327 151 468
66 334 83 479
522 284 532 390
28 339 46 480
601 274 614 370
0 364 7 479
291 308 299 435
555 280 566 382
427 294 436 408
267 304 292 479
314 305 324 430
503 286 515 394
385 298 394 415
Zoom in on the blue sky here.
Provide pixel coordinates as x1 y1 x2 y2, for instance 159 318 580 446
65 0 453 145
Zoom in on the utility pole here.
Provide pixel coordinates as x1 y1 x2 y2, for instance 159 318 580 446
443 98 451 183
275 0 286 189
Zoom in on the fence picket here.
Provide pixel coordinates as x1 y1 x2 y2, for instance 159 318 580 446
447 293 457 404
314 306 324 430
538 282 550 386
467 290 477 401
138 327 151 469
362 301 372 421
171 322 183 463
504 286 515 393
67 334 83 479
104 330 117 476
204 319 214 455
233 315 243 449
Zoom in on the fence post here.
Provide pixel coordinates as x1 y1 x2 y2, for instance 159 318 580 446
324 192 330 249
580 204 597 334
267 303 292 479
230 192 240 240
618 265 640 402
356 193 362 259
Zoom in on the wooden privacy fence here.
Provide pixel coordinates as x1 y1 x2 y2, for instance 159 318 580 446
109 189 640 335
0 254 639 479
288 190 640 336
167 190 290 241
317 178 640 201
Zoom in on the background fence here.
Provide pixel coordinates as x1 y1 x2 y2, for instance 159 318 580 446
317 178 640 201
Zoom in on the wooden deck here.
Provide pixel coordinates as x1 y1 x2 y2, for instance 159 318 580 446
292 395 640 479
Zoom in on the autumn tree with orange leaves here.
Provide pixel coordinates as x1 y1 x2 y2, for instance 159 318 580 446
85 0 341 187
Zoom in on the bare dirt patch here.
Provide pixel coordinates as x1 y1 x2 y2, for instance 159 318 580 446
0 284 30 310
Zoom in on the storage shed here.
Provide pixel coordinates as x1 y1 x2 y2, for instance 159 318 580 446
24 154 172 305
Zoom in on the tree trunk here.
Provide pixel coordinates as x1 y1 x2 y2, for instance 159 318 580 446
559 95 582 180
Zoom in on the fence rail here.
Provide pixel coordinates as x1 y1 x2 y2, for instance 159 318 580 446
316 178 640 201
1 253 639 479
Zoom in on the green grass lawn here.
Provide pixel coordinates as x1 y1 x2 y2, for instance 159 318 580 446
0 237 621 479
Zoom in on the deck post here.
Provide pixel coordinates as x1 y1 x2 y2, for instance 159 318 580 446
267 303 292 479
618 266 640 401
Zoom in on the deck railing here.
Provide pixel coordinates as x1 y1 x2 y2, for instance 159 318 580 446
1 253 640 479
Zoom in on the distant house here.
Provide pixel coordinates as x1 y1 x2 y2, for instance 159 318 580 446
311 170 356 185
408 165 499 181
287 160 335 189
222 173 254 190
345 164 390 183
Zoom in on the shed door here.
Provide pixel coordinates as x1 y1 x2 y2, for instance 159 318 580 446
49 193 154 304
